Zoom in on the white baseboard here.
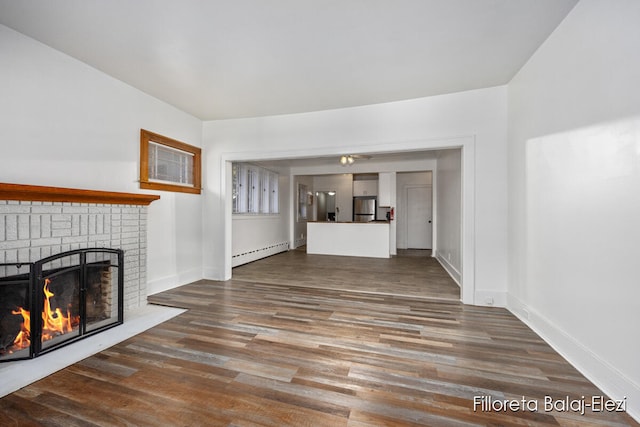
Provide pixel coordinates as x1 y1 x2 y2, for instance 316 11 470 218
474 290 507 307
507 294 640 423
434 250 505 307
434 251 461 285
202 265 224 281
147 274 179 296
147 268 204 296
177 268 202 288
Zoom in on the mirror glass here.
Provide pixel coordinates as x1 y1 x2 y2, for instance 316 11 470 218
315 191 336 221
298 184 308 220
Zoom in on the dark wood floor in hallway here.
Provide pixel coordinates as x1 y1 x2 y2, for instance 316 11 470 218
0 253 637 426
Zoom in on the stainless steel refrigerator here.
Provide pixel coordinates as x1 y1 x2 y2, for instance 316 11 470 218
353 196 376 222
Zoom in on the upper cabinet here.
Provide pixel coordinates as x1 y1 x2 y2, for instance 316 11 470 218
353 179 378 197
378 172 393 207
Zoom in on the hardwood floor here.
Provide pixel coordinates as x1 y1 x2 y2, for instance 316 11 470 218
0 253 637 426
232 248 460 301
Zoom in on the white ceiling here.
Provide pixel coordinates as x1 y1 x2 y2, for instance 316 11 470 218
0 0 577 121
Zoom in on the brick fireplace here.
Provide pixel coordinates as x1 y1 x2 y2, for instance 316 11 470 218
0 183 159 361
1 200 149 309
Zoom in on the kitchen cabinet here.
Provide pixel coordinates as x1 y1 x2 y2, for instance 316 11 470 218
353 180 378 197
378 172 393 207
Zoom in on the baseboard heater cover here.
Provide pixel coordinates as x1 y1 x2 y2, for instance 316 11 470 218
232 241 289 267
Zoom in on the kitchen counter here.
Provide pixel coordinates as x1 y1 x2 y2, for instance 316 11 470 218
307 220 390 224
306 221 390 258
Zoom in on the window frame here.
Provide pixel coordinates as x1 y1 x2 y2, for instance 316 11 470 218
140 129 201 194
232 162 279 215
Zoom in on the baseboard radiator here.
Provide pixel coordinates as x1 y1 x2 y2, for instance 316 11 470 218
232 241 289 267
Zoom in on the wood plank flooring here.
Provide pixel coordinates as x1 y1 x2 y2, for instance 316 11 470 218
0 253 637 426
232 248 460 301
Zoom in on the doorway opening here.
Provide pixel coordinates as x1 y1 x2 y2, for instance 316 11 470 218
397 171 433 251
315 191 336 221
222 137 474 304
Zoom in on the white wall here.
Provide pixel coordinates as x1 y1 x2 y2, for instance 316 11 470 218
0 25 203 296
203 85 508 306
435 150 462 284
507 0 640 420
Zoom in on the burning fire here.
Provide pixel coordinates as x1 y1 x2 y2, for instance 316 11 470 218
10 278 79 352
42 278 77 339
10 307 30 350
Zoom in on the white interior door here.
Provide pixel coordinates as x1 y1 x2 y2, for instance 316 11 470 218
406 186 432 249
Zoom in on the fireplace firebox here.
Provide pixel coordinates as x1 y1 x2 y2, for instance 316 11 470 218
0 248 124 362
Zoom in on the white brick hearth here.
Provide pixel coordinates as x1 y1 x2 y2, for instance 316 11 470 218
0 200 148 310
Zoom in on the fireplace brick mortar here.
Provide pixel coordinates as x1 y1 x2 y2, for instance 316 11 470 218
0 200 147 310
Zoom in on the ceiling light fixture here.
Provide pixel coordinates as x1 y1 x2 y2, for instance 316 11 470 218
339 155 355 165
340 154 372 165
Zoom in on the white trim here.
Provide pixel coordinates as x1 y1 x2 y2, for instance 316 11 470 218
431 164 439 256
460 139 476 305
146 273 179 296
177 268 202 289
473 290 507 307
203 266 223 280
288 176 297 250
221 135 476 304
146 268 200 296
507 294 640 423
222 160 233 280
435 250 461 286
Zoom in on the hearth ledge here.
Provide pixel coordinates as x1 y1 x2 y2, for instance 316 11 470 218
0 304 185 397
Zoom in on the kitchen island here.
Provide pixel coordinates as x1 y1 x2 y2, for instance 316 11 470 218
306 221 390 258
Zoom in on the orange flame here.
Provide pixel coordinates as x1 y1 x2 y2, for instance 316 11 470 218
41 278 78 340
9 278 80 353
11 307 31 350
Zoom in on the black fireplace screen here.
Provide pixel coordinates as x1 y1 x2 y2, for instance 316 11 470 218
0 248 123 362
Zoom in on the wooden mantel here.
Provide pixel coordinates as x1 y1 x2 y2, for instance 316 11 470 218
0 183 160 206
